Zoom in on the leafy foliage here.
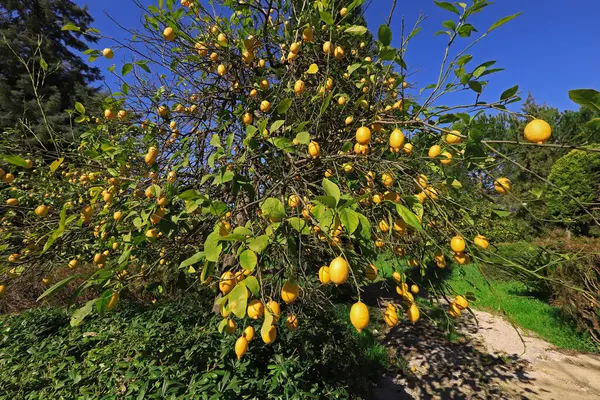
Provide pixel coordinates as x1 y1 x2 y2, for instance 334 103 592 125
0 294 387 399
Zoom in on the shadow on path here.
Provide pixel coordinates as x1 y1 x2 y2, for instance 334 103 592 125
370 310 535 399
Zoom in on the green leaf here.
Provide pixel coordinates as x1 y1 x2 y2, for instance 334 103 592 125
233 226 253 237
468 81 482 93
276 98 293 114
261 198 286 219
122 63 133 76
377 25 392 45
357 213 371 240
227 282 248 319
62 23 81 31
218 318 228 333
338 208 360 234
210 134 222 147
379 46 397 61
319 10 334 25
586 118 600 128
39 57 48 71
74 102 85 114
500 85 519 101
488 13 522 32
346 25 368 35
135 60 151 73
70 299 97 327
270 120 285 132
434 1 460 15
295 131 310 145
248 235 269 253
492 209 511 218
49 158 64 173
396 204 423 232
568 89 600 112
178 189 204 201
315 195 337 209
204 231 222 262
179 251 205 269
457 24 477 37
239 249 257 271
37 274 80 302
244 276 260 296
1 154 28 167
442 20 456 31
43 226 65 253
287 217 310 234
322 178 340 205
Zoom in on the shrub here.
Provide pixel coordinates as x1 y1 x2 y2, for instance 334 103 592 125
547 147 600 235
0 293 387 399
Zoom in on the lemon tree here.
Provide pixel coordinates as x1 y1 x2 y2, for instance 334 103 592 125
1 0 599 355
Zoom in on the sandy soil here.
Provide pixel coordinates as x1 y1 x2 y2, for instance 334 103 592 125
370 308 600 400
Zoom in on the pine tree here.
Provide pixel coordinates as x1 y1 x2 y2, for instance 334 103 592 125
0 0 102 145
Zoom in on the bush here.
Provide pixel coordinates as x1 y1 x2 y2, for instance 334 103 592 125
547 148 600 235
533 237 600 346
0 293 387 399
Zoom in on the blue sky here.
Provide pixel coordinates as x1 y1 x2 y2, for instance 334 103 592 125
76 0 600 111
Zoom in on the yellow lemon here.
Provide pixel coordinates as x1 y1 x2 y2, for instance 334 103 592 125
318 266 331 284
235 336 248 359
474 234 489 249
350 301 370 333
445 130 462 144
219 271 235 294
247 299 264 319
281 280 299 304
407 303 420 324
329 256 349 285
524 119 551 144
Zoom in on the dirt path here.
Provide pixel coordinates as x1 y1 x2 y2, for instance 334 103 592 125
370 309 600 399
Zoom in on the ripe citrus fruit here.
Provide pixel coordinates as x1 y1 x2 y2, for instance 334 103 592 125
262 325 277 344
455 295 469 310
355 126 371 145
407 303 420 324
524 119 551 144
318 266 331 284
286 314 299 331
102 48 114 59
219 271 235 294
389 129 405 149
267 300 281 321
225 319 236 334
281 280 299 304
445 130 462 144
163 27 175 41
440 151 452 165
450 235 466 253
308 141 321 158
383 306 398 327
247 299 264 319
235 336 248 359
428 145 441 158
329 256 349 285
494 177 511 194
350 301 370 333
474 234 489 249
243 326 255 342
365 264 378 281
106 291 120 311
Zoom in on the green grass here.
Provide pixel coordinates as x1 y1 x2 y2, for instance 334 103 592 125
447 264 597 353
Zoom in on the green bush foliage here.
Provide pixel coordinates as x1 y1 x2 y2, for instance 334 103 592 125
0 293 387 399
547 148 600 235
